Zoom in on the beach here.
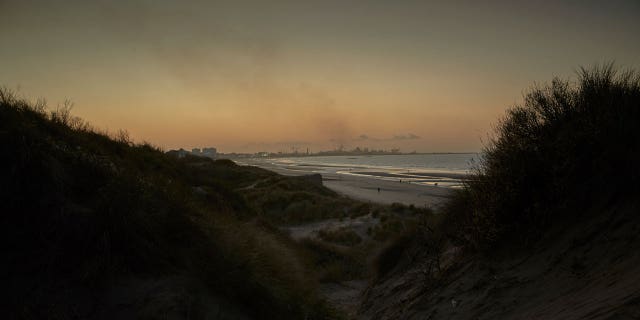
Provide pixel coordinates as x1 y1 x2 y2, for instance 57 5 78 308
236 155 472 208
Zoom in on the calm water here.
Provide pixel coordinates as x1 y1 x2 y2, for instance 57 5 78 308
266 153 479 188
274 153 479 174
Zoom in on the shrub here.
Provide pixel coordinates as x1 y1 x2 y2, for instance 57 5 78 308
299 238 367 282
317 227 363 246
373 230 417 279
373 212 446 281
443 63 640 249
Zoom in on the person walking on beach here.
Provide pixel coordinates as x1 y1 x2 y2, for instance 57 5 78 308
377 187 380 193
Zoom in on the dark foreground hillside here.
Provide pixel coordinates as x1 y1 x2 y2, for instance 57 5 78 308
359 65 640 319
0 90 341 319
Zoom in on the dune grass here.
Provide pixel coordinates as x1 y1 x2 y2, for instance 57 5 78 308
0 89 338 319
317 227 363 246
439 63 640 250
298 237 370 283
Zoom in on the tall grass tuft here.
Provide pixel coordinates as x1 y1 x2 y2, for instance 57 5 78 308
442 63 640 249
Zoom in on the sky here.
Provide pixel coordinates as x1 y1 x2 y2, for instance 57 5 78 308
1 0 639 153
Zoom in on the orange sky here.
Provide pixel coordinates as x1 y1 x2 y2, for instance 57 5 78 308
2 1 639 153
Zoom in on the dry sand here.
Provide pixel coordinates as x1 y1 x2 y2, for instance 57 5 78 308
358 202 640 319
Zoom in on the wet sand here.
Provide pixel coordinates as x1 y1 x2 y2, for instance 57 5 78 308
237 158 458 208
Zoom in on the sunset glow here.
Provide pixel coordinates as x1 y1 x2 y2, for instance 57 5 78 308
2 0 638 152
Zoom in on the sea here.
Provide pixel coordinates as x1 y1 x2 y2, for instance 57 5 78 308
264 153 480 188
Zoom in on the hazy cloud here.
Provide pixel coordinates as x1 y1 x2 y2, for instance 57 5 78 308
354 134 379 141
353 133 419 141
240 140 312 149
392 133 420 140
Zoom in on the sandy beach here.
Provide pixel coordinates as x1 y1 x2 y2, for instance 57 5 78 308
237 158 460 208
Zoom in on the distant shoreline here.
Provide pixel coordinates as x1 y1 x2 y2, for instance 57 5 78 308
239 157 458 208
222 151 478 159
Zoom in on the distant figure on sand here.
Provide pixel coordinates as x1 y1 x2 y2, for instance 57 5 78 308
377 187 380 193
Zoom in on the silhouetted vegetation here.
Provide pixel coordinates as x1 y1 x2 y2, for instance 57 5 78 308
0 89 337 319
299 238 368 283
372 211 445 280
441 64 640 249
317 227 363 246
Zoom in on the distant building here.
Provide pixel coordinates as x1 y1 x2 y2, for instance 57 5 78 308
166 148 190 158
202 147 217 159
167 147 217 159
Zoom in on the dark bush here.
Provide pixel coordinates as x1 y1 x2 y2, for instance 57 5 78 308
317 227 363 246
372 230 417 280
444 64 640 249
